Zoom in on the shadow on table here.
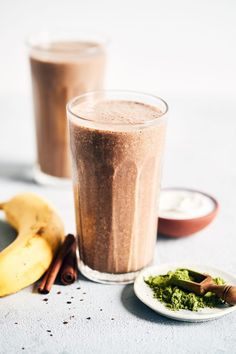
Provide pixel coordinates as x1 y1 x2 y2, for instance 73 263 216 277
0 161 34 184
157 233 181 242
121 284 194 326
0 219 17 251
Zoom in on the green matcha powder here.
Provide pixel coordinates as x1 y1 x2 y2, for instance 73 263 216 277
145 269 225 311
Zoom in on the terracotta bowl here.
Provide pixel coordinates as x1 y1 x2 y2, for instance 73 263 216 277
158 189 219 238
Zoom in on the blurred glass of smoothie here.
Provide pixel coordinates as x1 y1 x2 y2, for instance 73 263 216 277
28 32 107 184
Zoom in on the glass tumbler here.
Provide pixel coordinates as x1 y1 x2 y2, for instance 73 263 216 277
28 31 107 185
67 90 168 283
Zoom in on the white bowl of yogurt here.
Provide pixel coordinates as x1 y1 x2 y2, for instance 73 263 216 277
158 188 219 237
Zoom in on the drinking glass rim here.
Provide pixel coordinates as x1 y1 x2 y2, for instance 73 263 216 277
26 30 109 55
67 90 169 127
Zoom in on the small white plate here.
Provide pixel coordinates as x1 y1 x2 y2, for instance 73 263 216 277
134 263 236 322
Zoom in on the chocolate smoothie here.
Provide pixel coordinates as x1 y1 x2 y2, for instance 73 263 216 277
29 40 106 179
68 93 167 282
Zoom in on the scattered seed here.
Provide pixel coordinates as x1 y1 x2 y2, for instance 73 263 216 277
57 291 61 295
47 330 51 333
43 298 48 302
14 322 18 324
67 301 72 304
99 309 103 312
77 287 81 290
50 334 53 337
71 296 74 299
22 348 25 351
63 321 68 325
83 292 86 295
111 318 114 320
80 299 84 301
86 317 91 320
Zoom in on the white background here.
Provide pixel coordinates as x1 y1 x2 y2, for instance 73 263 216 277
1 0 236 96
0 1 236 354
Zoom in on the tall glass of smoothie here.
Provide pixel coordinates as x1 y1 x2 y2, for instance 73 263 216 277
28 32 107 185
67 90 168 283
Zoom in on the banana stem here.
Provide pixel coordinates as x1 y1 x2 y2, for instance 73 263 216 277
0 202 5 209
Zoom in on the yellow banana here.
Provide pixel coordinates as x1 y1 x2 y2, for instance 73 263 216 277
0 193 65 297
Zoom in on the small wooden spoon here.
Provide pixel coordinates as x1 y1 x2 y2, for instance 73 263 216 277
171 269 236 305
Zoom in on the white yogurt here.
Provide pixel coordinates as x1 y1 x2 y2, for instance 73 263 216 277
159 189 216 220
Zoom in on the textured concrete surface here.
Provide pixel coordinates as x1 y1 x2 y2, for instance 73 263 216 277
0 92 236 354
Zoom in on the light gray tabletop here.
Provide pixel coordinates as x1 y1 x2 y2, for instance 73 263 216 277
0 93 235 354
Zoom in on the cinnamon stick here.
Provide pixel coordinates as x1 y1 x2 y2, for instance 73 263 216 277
38 234 75 294
60 240 77 285
38 261 53 294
